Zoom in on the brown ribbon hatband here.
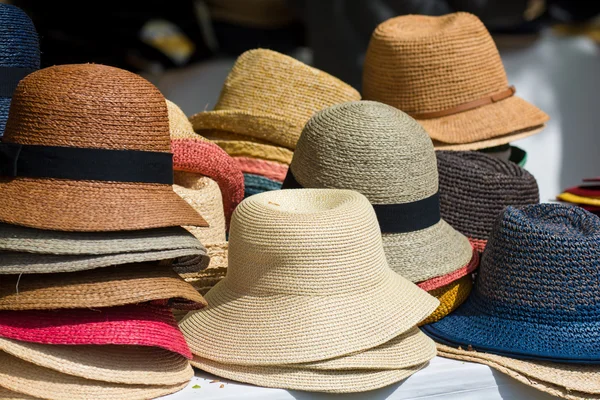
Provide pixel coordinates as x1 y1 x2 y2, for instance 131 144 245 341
410 86 516 119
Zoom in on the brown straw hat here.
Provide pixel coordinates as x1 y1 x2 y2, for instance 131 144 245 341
0 224 208 274
283 101 474 283
180 189 439 365
0 63 207 231
0 263 207 310
363 13 549 150
190 49 360 150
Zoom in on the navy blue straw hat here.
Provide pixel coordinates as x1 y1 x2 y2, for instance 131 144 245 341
0 4 40 136
243 173 282 198
422 203 600 364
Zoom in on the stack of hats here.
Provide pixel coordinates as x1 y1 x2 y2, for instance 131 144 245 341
282 101 479 325
0 63 211 398
362 12 549 152
168 99 245 294
180 189 440 393
557 177 600 216
436 151 540 252
189 48 360 198
0 3 40 136
422 204 600 399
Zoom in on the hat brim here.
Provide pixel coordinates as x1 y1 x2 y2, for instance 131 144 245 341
191 357 429 393
418 274 473 326
382 219 473 283
243 173 282 197
421 95 548 149
178 242 229 288
0 178 207 231
417 249 478 291
437 344 600 398
212 139 293 164
179 269 439 365
234 157 288 182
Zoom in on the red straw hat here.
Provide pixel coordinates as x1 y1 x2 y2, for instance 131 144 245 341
0 304 192 359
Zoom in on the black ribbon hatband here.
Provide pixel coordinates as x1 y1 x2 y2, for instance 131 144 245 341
282 170 440 233
0 67 36 98
0 142 173 184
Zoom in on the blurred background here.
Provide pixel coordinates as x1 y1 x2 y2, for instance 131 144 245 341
5 0 600 201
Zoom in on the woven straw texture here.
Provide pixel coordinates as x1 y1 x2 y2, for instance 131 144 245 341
0 263 207 310
0 338 192 385
0 4 39 136
288 101 473 282
363 13 549 148
0 304 192 359
416 247 479 292
167 99 208 141
0 63 206 231
0 351 187 400
437 344 600 399
437 151 539 241
234 157 288 182
0 224 208 274
243 173 282 198
469 238 488 253
190 49 360 150
423 204 600 363
418 275 473 326
431 127 545 151
180 189 439 365
212 138 294 164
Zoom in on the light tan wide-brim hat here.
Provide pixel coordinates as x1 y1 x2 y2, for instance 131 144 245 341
180 189 439 365
363 13 549 150
437 344 600 399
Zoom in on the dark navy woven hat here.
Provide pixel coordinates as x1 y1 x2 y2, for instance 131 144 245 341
243 173 282 198
0 4 40 136
422 203 600 364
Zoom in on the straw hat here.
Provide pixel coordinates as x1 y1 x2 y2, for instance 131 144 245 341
243 173 282 197
283 101 474 283
418 275 473 326
180 189 439 365
190 49 360 150
363 13 549 150
0 63 206 231
437 151 539 252
557 192 600 207
0 304 192 359
0 224 208 274
417 250 478 291
0 4 39 137
212 138 294 164
422 204 600 363
233 157 288 182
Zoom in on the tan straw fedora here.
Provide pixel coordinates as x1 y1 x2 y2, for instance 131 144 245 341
180 189 439 365
0 63 206 231
363 13 549 150
190 48 360 150
282 101 474 283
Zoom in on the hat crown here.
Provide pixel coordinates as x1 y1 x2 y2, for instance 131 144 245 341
167 99 200 141
225 189 391 295
0 4 39 68
363 13 508 114
291 101 438 204
3 64 170 152
474 204 600 323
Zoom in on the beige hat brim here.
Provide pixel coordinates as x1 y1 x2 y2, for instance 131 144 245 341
212 139 293 164
437 344 600 399
382 219 473 282
180 269 439 365
0 338 193 385
433 125 545 151
192 357 429 393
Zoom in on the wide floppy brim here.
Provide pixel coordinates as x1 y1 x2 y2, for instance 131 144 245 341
0 338 193 385
0 351 187 400
212 139 293 164
382 219 473 283
191 357 429 393
179 268 439 365
418 275 473 326
437 344 600 398
0 263 207 310
417 249 478 292
0 178 207 231
420 95 548 149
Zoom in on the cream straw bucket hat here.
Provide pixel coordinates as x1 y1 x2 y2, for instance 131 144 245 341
180 189 439 365
282 101 473 282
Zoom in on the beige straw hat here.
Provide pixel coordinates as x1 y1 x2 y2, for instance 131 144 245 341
363 13 549 150
190 49 360 150
180 189 439 365
283 101 473 282
0 224 208 274
167 99 208 142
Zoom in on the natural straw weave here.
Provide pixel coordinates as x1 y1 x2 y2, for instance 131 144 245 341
0 63 206 231
363 13 549 149
190 49 360 150
212 138 294 164
437 151 539 247
287 101 473 282
243 173 282 197
418 275 473 326
0 263 207 310
0 352 187 400
234 157 288 182
0 338 192 386
417 249 478 292
180 189 439 365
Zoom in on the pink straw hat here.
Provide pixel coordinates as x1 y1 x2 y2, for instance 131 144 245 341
0 304 192 359
417 249 479 292
233 157 288 182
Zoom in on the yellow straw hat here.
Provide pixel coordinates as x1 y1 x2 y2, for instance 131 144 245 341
418 274 473 326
